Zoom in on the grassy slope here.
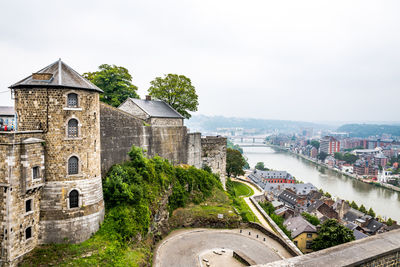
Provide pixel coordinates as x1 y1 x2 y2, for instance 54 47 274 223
230 181 254 197
226 180 259 223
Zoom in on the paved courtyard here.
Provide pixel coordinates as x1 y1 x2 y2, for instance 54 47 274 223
154 228 291 267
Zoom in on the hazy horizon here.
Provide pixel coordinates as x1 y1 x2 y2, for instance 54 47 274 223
1 1 400 122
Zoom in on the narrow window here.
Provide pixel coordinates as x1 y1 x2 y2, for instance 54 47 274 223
32 166 40 179
67 93 78 107
306 241 312 249
68 119 78 138
307 233 313 238
25 227 32 240
69 190 79 208
68 156 79 175
25 199 32 213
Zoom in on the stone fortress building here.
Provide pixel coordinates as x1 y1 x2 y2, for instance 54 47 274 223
0 59 226 265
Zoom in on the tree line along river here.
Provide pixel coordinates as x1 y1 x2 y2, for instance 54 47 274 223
242 146 400 222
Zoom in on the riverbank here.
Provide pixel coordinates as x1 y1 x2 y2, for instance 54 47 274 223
269 144 400 193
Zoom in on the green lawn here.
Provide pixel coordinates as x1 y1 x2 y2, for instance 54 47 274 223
230 181 254 197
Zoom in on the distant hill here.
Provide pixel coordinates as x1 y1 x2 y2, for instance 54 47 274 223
337 124 400 138
186 115 333 133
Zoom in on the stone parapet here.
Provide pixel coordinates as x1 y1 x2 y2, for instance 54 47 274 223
256 229 400 267
39 208 105 244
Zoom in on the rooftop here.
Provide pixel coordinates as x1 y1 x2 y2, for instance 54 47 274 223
126 98 184 119
283 216 317 238
9 59 103 93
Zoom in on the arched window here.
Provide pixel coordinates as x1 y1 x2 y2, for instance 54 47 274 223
69 190 79 208
68 119 78 138
67 93 78 107
68 156 79 175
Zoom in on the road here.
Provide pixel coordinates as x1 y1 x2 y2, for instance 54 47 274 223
232 176 274 232
154 228 286 267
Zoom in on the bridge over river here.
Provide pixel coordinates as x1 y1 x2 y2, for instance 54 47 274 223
229 135 269 147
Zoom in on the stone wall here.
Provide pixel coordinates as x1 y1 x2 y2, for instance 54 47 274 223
201 136 227 175
100 103 196 171
100 103 144 175
0 132 44 264
150 117 183 127
14 88 104 245
259 229 400 267
187 133 202 169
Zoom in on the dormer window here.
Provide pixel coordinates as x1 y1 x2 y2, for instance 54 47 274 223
67 93 78 107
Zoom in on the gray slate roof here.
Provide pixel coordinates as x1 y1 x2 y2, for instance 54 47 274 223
343 208 365 223
353 229 368 240
278 190 298 207
364 219 383 234
284 216 317 238
128 98 183 119
9 59 103 92
0 106 14 116
265 182 317 196
307 200 324 213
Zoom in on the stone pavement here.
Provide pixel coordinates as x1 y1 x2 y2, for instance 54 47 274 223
154 228 286 267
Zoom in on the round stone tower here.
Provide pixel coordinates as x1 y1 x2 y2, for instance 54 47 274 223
9 59 104 243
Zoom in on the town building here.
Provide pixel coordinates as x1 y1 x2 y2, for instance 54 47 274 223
319 136 340 155
118 96 184 126
255 170 295 184
0 106 15 130
284 216 318 253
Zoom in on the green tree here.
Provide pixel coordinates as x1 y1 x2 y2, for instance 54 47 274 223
359 204 367 213
343 153 358 164
255 162 269 171
334 152 343 160
148 74 199 119
227 139 243 154
350 201 358 210
226 148 246 177
387 218 394 226
301 212 320 226
318 151 328 161
83 64 139 107
310 140 320 150
312 219 355 251
367 207 376 218
324 192 332 198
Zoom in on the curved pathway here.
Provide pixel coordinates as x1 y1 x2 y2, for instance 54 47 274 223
232 176 274 232
154 229 284 267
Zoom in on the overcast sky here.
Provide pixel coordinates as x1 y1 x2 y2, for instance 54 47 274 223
0 1 399 122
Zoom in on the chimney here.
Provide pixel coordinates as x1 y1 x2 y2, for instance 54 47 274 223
145 95 152 101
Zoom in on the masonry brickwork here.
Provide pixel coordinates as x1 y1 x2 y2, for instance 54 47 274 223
0 60 226 266
100 103 224 176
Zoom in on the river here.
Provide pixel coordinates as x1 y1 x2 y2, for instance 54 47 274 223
242 146 400 222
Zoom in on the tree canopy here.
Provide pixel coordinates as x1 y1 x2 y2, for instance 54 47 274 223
310 140 320 150
301 212 320 226
226 148 246 177
367 207 376 218
318 151 328 161
255 162 269 171
83 64 139 107
148 74 198 119
334 152 358 164
312 219 355 251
